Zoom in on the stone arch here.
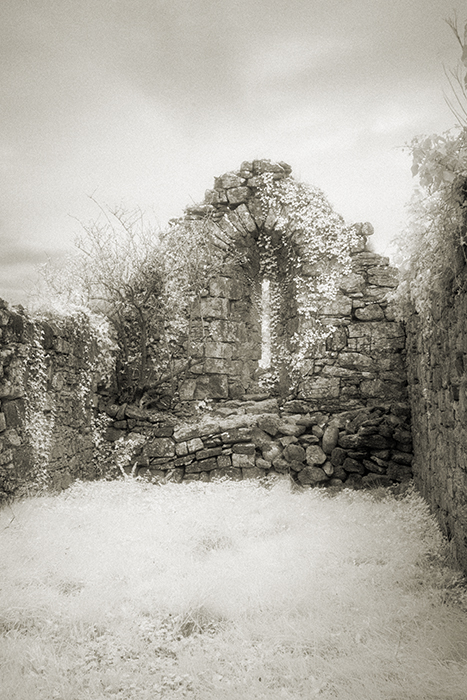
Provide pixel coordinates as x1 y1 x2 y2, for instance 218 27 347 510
177 159 403 410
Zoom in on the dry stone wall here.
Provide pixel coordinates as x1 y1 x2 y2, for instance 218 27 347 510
406 273 467 572
104 396 413 489
0 301 102 500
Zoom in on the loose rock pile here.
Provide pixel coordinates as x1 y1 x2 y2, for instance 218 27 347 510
106 396 412 488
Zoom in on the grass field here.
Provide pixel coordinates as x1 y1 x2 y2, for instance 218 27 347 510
0 477 466 699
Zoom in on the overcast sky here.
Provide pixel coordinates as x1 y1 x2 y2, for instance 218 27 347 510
0 0 462 306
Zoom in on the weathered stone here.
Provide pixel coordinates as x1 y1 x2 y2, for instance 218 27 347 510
105 426 125 442
0 413 6 432
283 443 306 463
220 427 252 443
194 375 229 399
355 304 385 321
298 466 328 484
226 186 251 204
338 434 361 450
330 447 347 467
320 296 352 316
146 438 175 458
186 457 217 473
219 173 245 189
232 452 256 468
186 437 204 453
322 425 339 453
232 443 256 455
367 267 398 287
277 421 306 437
306 445 327 466
300 376 340 400
257 415 280 435
343 458 365 474
249 426 273 450
271 457 289 472
363 459 387 475
200 297 230 319
204 341 233 360
244 398 279 414
196 447 223 460
262 443 283 463
339 272 365 294
217 454 232 468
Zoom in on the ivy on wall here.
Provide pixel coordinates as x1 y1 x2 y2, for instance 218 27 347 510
255 173 359 392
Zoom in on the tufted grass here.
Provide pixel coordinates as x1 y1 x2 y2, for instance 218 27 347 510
0 477 466 699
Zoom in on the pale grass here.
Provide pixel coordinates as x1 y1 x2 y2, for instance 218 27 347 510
0 477 466 699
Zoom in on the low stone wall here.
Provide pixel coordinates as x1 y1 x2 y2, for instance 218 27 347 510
105 396 413 488
0 301 102 500
406 274 467 572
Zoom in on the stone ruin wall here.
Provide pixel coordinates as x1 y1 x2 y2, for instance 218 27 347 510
101 160 413 491
0 303 101 498
172 160 408 411
406 267 467 572
0 159 414 503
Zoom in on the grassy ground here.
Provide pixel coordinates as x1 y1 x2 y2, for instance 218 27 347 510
0 477 466 700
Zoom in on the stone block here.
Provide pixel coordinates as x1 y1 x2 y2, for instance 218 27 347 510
196 447 223 460
186 457 217 473
262 443 283 463
367 267 398 287
343 457 365 474
257 415 280 436
299 376 340 400
209 320 243 342
205 358 233 375
232 443 256 455
205 342 233 359
226 186 251 204
193 375 229 399
179 379 197 401
298 466 328 485
3 400 24 427
146 438 175 458
217 454 232 468
322 424 340 454
283 443 306 463
200 297 230 319
186 437 204 453
0 413 6 432
320 296 352 316
355 304 385 321
220 173 245 189
306 445 327 466
232 452 255 468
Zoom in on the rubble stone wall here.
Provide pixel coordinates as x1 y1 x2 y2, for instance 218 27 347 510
406 272 467 572
0 302 101 500
104 397 413 490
